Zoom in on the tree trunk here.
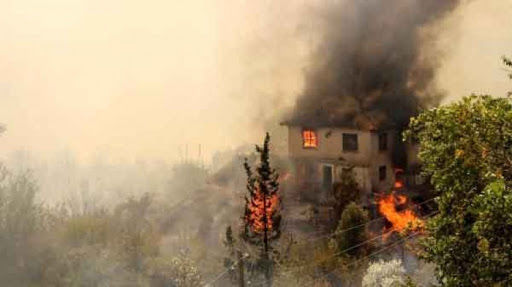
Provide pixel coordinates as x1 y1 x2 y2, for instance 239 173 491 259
237 250 245 287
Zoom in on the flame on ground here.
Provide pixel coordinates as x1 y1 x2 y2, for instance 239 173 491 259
245 187 279 234
378 193 423 239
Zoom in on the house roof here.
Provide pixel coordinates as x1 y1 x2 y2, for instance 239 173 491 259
280 113 395 131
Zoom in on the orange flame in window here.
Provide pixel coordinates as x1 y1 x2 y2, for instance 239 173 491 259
302 130 318 148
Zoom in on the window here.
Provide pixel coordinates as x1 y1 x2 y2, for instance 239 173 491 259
302 129 318 148
342 133 358 151
379 165 387 181
379 133 388 151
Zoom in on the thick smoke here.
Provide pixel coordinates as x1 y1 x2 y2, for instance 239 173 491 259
291 0 461 129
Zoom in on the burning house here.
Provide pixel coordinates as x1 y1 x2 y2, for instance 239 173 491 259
281 113 427 234
282 114 398 206
277 0 460 207
277 0 460 232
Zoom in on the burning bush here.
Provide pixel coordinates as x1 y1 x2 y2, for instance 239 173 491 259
378 193 423 239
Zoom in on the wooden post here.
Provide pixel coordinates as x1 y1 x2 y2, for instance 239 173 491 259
237 250 245 287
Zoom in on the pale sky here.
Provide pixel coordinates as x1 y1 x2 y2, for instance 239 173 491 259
0 0 511 163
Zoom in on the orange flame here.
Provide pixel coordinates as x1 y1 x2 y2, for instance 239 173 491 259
378 193 423 239
246 187 279 234
302 130 318 148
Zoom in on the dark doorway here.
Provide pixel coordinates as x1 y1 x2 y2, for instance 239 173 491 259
322 165 333 190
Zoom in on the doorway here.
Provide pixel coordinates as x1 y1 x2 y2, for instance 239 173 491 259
322 165 333 190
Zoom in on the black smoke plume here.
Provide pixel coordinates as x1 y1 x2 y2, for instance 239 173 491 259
290 0 461 129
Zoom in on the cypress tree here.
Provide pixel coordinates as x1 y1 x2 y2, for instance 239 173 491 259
242 132 281 286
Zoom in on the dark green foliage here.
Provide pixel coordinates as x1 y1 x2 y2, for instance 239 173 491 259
503 56 512 79
401 276 417 287
224 225 235 251
406 95 512 285
332 202 368 257
332 166 360 223
504 56 512 97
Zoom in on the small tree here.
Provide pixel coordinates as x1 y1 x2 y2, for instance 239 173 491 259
113 193 158 272
332 166 360 224
223 226 240 285
331 202 368 257
406 95 512 285
242 132 281 285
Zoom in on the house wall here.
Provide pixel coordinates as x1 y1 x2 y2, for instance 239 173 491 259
405 141 420 168
287 126 396 195
288 127 373 164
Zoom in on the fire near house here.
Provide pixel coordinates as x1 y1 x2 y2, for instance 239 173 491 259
282 115 419 208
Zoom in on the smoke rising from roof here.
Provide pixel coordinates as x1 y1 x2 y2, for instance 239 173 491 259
291 0 462 129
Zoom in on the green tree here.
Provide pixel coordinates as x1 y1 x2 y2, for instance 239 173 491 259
332 166 360 225
405 95 512 285
331 202 368 257
113 193 159 272
0 167 49 285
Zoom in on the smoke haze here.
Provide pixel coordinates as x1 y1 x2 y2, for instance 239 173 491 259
0 0 511 163
0 1 510 285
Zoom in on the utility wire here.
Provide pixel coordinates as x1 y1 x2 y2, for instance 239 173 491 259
310 231 423 286
307 211 440 286
276 197 436 248
206 197 438 286
203 253 249 287
279 209 438 274
249 211 437 287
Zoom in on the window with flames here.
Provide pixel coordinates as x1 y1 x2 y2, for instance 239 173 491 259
302 129 318 148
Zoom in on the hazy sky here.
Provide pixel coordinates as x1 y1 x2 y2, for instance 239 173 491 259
0 0 511 163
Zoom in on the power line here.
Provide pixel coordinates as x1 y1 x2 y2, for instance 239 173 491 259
279 209 438 274
305 211 439 286
206 197 438 286
277 197 436 248
294 227 399 270
204 253 249 287
248 211 437 287
279 230 427 287
309 232 423 286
